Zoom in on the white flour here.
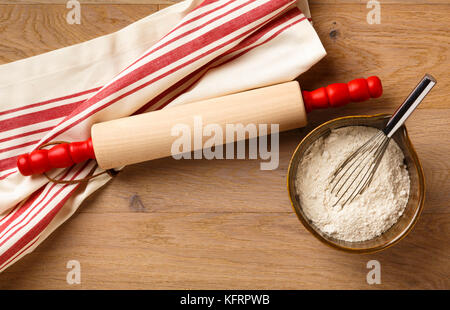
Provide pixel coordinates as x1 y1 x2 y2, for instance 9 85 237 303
295 126 410 242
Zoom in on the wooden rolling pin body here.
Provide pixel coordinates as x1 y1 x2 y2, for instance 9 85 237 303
92 81 306 169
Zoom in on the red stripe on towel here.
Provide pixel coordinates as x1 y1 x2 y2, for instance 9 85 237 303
0 87 100 117
0 100 83 133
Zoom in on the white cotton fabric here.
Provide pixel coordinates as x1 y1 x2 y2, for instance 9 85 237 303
0 0 325 271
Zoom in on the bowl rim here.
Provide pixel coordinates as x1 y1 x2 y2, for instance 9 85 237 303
287 113 425 254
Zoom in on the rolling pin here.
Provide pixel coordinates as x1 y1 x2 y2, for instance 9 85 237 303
17 77 382 176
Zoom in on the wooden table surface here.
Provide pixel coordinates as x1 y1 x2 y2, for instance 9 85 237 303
0 0 448 289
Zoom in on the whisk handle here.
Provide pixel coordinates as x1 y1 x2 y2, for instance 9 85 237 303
383 74 436 138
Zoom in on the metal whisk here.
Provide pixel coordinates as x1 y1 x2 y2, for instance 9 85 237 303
329 74 436 208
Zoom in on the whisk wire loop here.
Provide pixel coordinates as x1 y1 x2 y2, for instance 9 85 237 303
330 131 382 192
343 136 390 206
330 131 387 207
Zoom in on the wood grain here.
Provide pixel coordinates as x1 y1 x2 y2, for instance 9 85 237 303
0 4 159 63
0 212 447 289
0 1 448 289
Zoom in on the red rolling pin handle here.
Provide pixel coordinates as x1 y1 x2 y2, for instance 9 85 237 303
17 138 95 176
302 76 382 112
16 76 382 176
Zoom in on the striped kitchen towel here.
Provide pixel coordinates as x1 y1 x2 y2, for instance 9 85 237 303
0 0 325 271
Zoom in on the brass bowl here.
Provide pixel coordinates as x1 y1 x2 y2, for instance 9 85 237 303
287 114 425 253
